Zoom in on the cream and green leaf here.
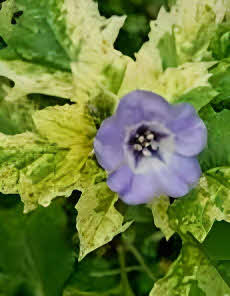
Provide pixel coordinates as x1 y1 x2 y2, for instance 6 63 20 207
118 0 228 105
76 180 132 261
0 76 36 134
151 240 230 296
151 196 174 241
44 0 130 105
0 104 96 213
0 60 75 100
0 0 74 101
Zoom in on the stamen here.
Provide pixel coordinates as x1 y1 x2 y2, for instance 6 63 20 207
145 130 151 136
138 136 145 143
144 142 151 147
134 144 142 151
146 133 154 140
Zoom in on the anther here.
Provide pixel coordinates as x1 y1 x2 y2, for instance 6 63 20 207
145 130 151 136
144 142 151 147
134 144 142 151
146 133 154 140
138 136 145 143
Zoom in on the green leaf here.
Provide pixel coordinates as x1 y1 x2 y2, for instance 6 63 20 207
199 107 230 171
0 76 73 136
168 169 230 243
0 76 27 134
0 95 36 134
151 196 174 241
134 271 156 296
0 77 37 134
118 0 223 107
209 23 230 60
63 255 121 296
213 261 230 288
118 13 150 58
0 195 74 296
150 240 230 296
0 0 129 122
0 0 71 71
124 204 153 224
203 221 230 261
202 223 230 288
76 181 132 260
0 60 74 101
178 86 218 111
209 60 230 107
155 0 227 64
0 0 76 130
0 0 17 42
0 104 96 212
50 0 129 104
0 131 61 197
189 281 206 296
33 104 96 149
157 32 178 71
119 57 214 106
151 168 230 246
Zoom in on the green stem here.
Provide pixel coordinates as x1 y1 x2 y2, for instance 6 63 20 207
90 266 143 277
68 286 121 296
123 239 157 281
117 245 135 296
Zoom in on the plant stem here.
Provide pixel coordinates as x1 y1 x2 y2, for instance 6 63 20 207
117 245 135 296
90 266 143 277
123 239 157 281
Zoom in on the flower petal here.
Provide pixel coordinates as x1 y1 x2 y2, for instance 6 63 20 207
107 165 133 194
168 154 201 185
120 172 161 205
94 116 125 171
167 103 207 156
116 90 171 127
156 165 189 198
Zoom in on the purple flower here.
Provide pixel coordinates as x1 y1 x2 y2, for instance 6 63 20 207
94 90 207 205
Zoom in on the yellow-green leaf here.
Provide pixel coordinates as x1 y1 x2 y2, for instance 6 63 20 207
76 182 132 260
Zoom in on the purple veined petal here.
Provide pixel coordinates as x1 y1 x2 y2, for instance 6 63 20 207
116 90 172 127
167 103 207 157
119 172 161 205
94 115 125 172
107 165 133 194
168 153 201 185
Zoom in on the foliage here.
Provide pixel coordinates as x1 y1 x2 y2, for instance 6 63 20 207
0 195 75 296
0 0 230 295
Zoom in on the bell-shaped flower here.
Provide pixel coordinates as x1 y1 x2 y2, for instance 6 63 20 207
94 90 207 205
